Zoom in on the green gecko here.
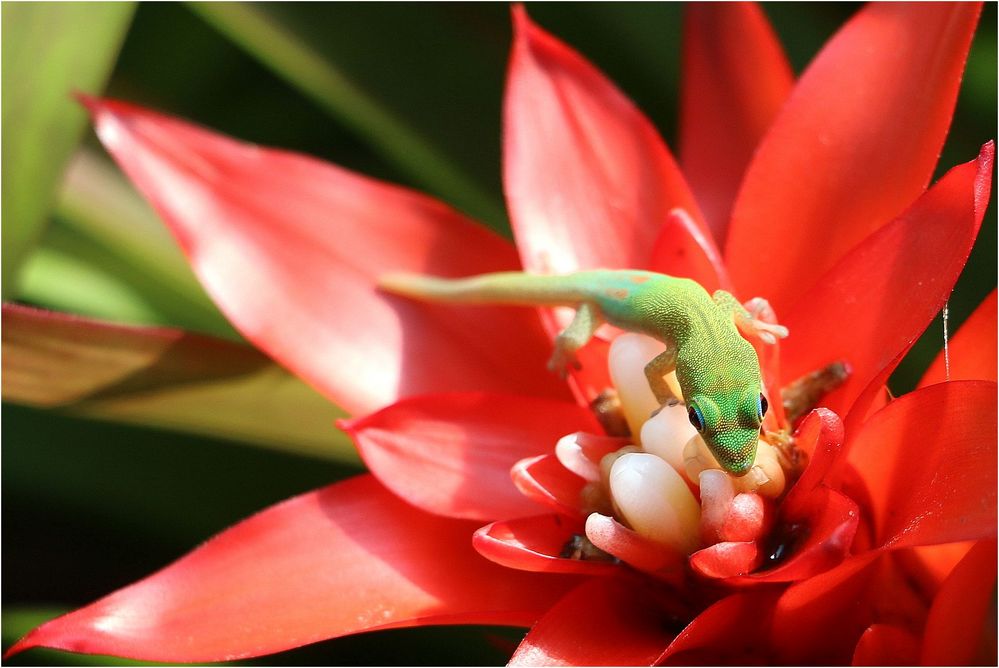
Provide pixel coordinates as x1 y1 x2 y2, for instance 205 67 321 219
378 269 788 476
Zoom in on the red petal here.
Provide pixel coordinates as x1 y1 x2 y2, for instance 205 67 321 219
503 6 703 274
847 381 998 550
769 553 881 664
659 590 780 665
341 393 599 521
511 454 588 518
690 541 760 579
647 208 732 294
920 538 998 665
780 144 994 418
738 488 858 584
5 475 575 662
473 515 619 576
852 624 920 666
903 540 975 595
726 3 983 312
679 2 793 241
920 290 998 386
781 408 846 518
510 577 676 667
82 96 568 415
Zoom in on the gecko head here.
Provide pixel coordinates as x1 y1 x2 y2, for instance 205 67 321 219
686 390 768 476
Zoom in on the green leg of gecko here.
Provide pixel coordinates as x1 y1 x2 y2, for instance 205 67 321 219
712 289 788 343
644 345 678 406
548 302 602 378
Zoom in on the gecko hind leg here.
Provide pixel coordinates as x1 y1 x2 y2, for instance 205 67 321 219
713 290 789 344
548 302 603 379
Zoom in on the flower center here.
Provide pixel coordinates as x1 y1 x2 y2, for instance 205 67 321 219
583 333 791 559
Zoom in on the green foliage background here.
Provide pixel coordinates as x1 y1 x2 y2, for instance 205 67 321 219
3 3 996 665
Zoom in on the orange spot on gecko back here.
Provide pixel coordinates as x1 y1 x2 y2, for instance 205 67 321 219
629 275 651 284
605 288 629 299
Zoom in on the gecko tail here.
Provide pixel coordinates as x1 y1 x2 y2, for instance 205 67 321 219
377 272 501 302
377 272 441 299
377 271 583 306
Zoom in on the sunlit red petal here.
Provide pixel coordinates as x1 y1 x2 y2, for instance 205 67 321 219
82 96 568 416
781 144 994 417
852 624 920 666
920 539 998 665
473 515 618 576
503 6 703 275
847 381 998 550
646 208 732 294
511 454 588 518
341 393 598 521
726 2 983 312
5 475 576 662
510 577 677 667
920 289 997 386
679 2 793 240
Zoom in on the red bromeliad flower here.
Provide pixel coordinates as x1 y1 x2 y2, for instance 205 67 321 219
6 3 997 665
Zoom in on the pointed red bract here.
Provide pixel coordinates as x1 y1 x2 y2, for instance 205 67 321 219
689 541 759 578
679 2 793 241
781 144 993 417
780 408 845 515
646 208 732 294
920 289 997 386
726 2 982 312
735 489 858 585
503 6 703 275
920 539 998 665
5 475 577 662
81 96 568 416
341 393 598 521
473 515 618 576
509 578 676 667
847 381 998 550
659 590 780 665
769 554 881 664
511 454 588 518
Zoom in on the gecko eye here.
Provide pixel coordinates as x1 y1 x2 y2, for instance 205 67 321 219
687 404 705 432
758 393 769 421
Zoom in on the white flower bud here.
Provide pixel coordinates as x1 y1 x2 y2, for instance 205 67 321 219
608 452 700 554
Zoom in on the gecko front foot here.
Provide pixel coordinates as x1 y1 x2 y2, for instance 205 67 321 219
738 297 789 345
649 398 682 418
547 342 582 379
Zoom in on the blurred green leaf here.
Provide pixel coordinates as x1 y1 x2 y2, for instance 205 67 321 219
1 2 134 297
2 304 359 463
17 238 168 325
16 150 238 338
188 2 506 228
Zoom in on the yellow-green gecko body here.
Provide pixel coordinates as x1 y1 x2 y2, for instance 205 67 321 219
379 269 788 476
